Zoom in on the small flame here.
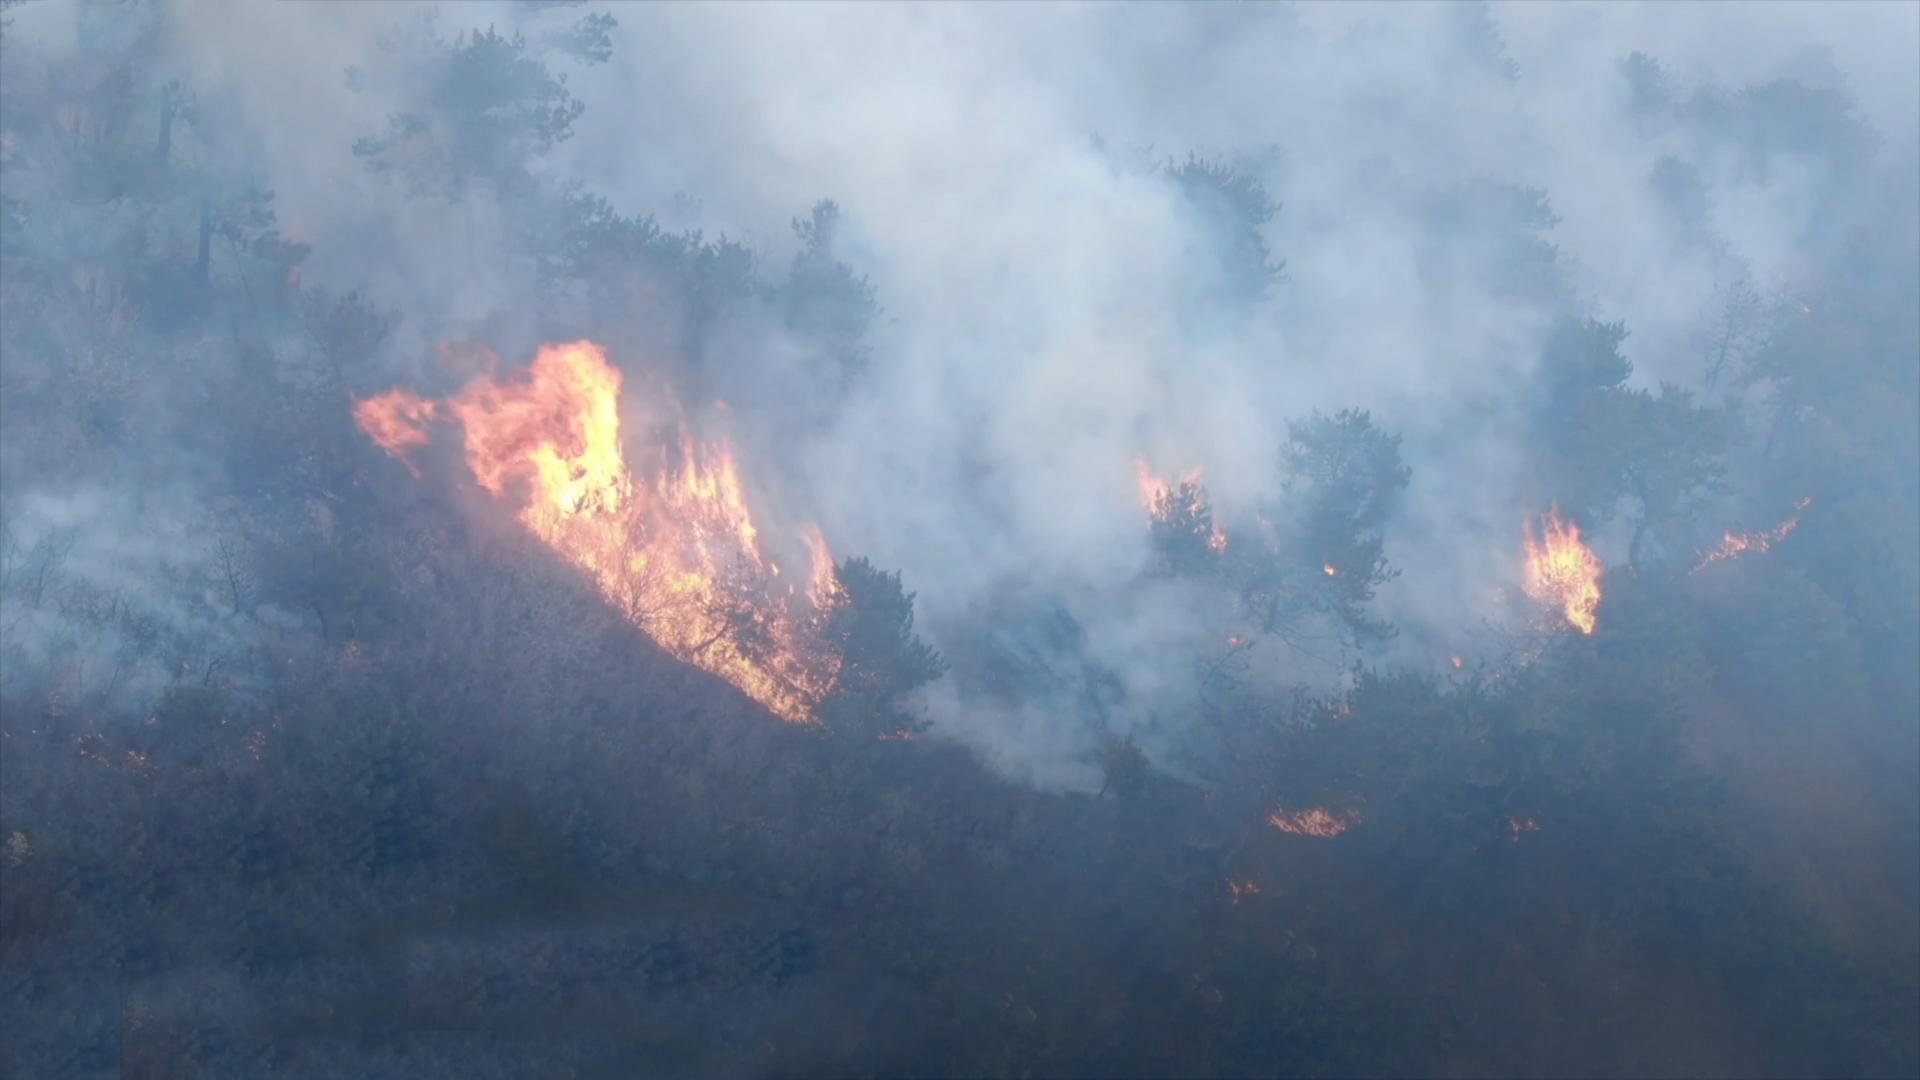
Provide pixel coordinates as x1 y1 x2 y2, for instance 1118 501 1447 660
802 523 839 607
1322 563 1338 577
1508 816 1541 841
1694 497 1812 571
1523 507 1603 634
1134 456 1228 549
1227 879 1261 904
1132 457 1205 510
1268 807 1359 838
1449 655 1464 670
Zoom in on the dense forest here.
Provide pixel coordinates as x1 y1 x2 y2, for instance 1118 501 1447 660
1 2 1916 1077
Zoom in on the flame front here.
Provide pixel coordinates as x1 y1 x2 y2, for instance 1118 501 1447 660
357 340 834 723
1523 507 1603 635
1268 807 1359 838
1694 497 1813 571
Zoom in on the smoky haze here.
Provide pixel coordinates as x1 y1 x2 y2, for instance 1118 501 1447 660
1 2 1916 1077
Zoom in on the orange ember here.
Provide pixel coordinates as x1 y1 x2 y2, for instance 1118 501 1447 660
1523 507 1603 634
1694 497 1813 571
1269 807 1359 838
356 340 837 722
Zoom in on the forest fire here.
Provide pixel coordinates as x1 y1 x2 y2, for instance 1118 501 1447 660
1268 807 1359 838
1694 497 1813 571
1523 508 1603 634
356 340 837 722
1134 457 1228 550
1133 457 1200 509
352 390 438 476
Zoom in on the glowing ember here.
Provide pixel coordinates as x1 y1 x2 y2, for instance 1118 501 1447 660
1523 507 1603 635
1694 497 1813 571
1268 807 1359 838
1508 816 1541 841
357 340 837 723
1227 879 1261 904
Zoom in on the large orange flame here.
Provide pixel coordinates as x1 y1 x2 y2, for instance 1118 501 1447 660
356 341 835 722
1523 507 1602 634
1693 497 1813 571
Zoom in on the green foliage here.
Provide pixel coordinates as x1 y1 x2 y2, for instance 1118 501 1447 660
1237 409 1410 647
354 27 586 197
1532 318 1730 564
1165 154 1284 306
818 557 947 739
549 11 618 65
786 200 879 389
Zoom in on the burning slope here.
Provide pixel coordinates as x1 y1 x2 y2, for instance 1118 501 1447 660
356 340 836 722
1523 508 1603 635
1694 497 1813 571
